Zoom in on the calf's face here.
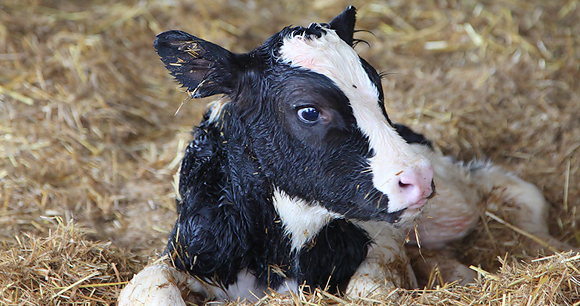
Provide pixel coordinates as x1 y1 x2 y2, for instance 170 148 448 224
154 6 434 224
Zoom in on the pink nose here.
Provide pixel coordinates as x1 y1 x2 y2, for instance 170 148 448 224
397 165 434 209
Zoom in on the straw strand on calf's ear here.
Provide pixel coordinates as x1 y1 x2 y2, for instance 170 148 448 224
154 30 238 98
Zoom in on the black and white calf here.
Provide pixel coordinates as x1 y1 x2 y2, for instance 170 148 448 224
119 6 434 305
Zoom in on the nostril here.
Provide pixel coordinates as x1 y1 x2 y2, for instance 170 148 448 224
398 174 418 189
398 180 411 188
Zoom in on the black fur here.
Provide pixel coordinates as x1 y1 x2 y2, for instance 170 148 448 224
393 123 433 149
156 6 431 298
298 219 371 294
166 105 372 291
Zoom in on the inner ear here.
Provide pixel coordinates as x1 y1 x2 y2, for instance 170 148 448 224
328 6 357 46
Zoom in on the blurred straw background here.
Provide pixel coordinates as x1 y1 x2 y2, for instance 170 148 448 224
0 0 578 304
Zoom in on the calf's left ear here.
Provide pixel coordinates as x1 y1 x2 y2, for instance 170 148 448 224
154 30 237 98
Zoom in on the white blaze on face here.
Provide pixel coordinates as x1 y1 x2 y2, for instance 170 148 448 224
278 29 430 213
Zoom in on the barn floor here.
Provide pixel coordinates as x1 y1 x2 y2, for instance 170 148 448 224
1 0 579 304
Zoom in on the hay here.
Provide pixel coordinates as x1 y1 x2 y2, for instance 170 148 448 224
2 221 578 305
0 218 142 305
0 0 578 304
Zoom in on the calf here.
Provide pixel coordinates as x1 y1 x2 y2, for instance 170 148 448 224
119 6 434 305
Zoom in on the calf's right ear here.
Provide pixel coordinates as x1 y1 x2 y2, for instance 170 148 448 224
154 30 237 98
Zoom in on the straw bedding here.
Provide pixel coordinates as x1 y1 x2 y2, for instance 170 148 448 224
0 0 578 304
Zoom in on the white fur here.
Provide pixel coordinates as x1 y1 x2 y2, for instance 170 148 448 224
275 279 299 295
407 143 577 286
407 144 481 248
278 30 431 213
118 263 295 305
470 164 548 230
272 188 340 251
346 221 417 297
216 270 261 302
408 143 566 250
118 263 208 306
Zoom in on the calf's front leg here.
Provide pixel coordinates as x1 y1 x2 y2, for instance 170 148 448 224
118 258 212 306
346 222 417 297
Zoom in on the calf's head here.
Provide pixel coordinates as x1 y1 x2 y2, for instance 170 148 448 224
154 6 434 224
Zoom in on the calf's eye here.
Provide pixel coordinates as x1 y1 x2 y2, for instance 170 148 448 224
297 107 321 124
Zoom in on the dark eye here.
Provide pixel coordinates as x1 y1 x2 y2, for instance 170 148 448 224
297 107 321 123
